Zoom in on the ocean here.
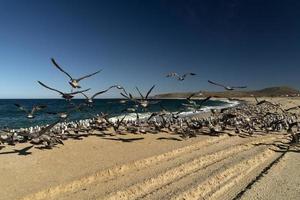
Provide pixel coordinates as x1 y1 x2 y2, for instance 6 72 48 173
0 99 239 129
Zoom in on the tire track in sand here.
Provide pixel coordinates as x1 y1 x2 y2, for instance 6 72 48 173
102 135 281 200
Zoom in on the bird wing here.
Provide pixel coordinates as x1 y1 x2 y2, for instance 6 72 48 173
135 87 144 99
232 86 247 89
69 88 91 95
120 92 130 99
76 70 102 82
51 58 73 80
208 80 226 88
148 100 160 105
187 92 197 100
147 113 157 121
14 104 29 114
38 81 64 95
91 87 112 99
117 115 126 126
285 106 300 111
38 120 61 137
145 85 155 99
46 112 58 115
166 72 178 77
253 96 259 103
80 92 89 99
31 105 47 114
182 72 196 78
198 96 212 108
91 85 121 99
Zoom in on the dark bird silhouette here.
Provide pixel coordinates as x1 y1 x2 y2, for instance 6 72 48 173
166 72 196 81
80 85 124 104
51 58 102 89
38 81 90 100
0 145 33 156
135 85 159 108
14 104 47 119
208 80 247 90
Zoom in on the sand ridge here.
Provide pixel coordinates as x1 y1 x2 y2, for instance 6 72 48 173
1 97 299 200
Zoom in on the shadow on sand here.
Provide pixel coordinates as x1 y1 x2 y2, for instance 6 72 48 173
0 145 34 156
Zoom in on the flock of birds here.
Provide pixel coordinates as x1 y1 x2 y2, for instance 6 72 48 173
0 58 299 153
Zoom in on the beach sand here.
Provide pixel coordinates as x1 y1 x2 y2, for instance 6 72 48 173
0 97 299 200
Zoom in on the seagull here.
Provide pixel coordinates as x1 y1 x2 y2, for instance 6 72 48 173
284 105 300 112
253 96 279 106
33 119 62 138
182 96 212 113
38 81 90 100
80 85 124 104
135 85 158 108
14 104 47 119
166 72 196 81
208 80 247 90
120 85 158 109
51 58 102 89
46 112 69 119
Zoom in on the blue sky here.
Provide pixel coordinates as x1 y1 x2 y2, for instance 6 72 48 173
0 0 299 98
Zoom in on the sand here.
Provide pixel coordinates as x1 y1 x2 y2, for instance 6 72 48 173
0 97 299 200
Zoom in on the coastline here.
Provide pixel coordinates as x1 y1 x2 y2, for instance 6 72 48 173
0 97 299 200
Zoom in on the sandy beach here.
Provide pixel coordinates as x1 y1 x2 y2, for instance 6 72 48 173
0 97 299 200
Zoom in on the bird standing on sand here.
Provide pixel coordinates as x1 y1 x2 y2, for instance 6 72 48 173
38 81 90 100
14 104 47 119
208 80 247 90
166 72 196 81
51 58 102 89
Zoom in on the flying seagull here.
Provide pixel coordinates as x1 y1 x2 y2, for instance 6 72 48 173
135 85 159 108
38 81 90 100
80 85 124 104
166 72 196 81
182 96 212 113
14 104 47 119
208 80 247 91
120 85 158 108
51 58 102 89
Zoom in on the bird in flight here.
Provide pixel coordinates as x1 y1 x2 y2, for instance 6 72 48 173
208 80 247 91
166 72 196 81
51 58 102 89
80 85 124 105
38 81 90 100
14 104 47 119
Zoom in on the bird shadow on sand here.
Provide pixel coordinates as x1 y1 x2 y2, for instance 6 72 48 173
92 132 115 137
35 145 56 150
101 137 144 143
0 145 33 156
157 137 183 141
253 140 300 153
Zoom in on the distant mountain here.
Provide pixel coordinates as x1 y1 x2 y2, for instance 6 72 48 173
154 86 300 99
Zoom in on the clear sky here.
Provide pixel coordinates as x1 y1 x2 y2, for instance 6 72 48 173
0 0 299 98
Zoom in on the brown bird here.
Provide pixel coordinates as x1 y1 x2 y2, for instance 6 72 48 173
38 81 90 100
51 58 101 89
14 104 47 119
166 72 196 81
208 80 247 90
